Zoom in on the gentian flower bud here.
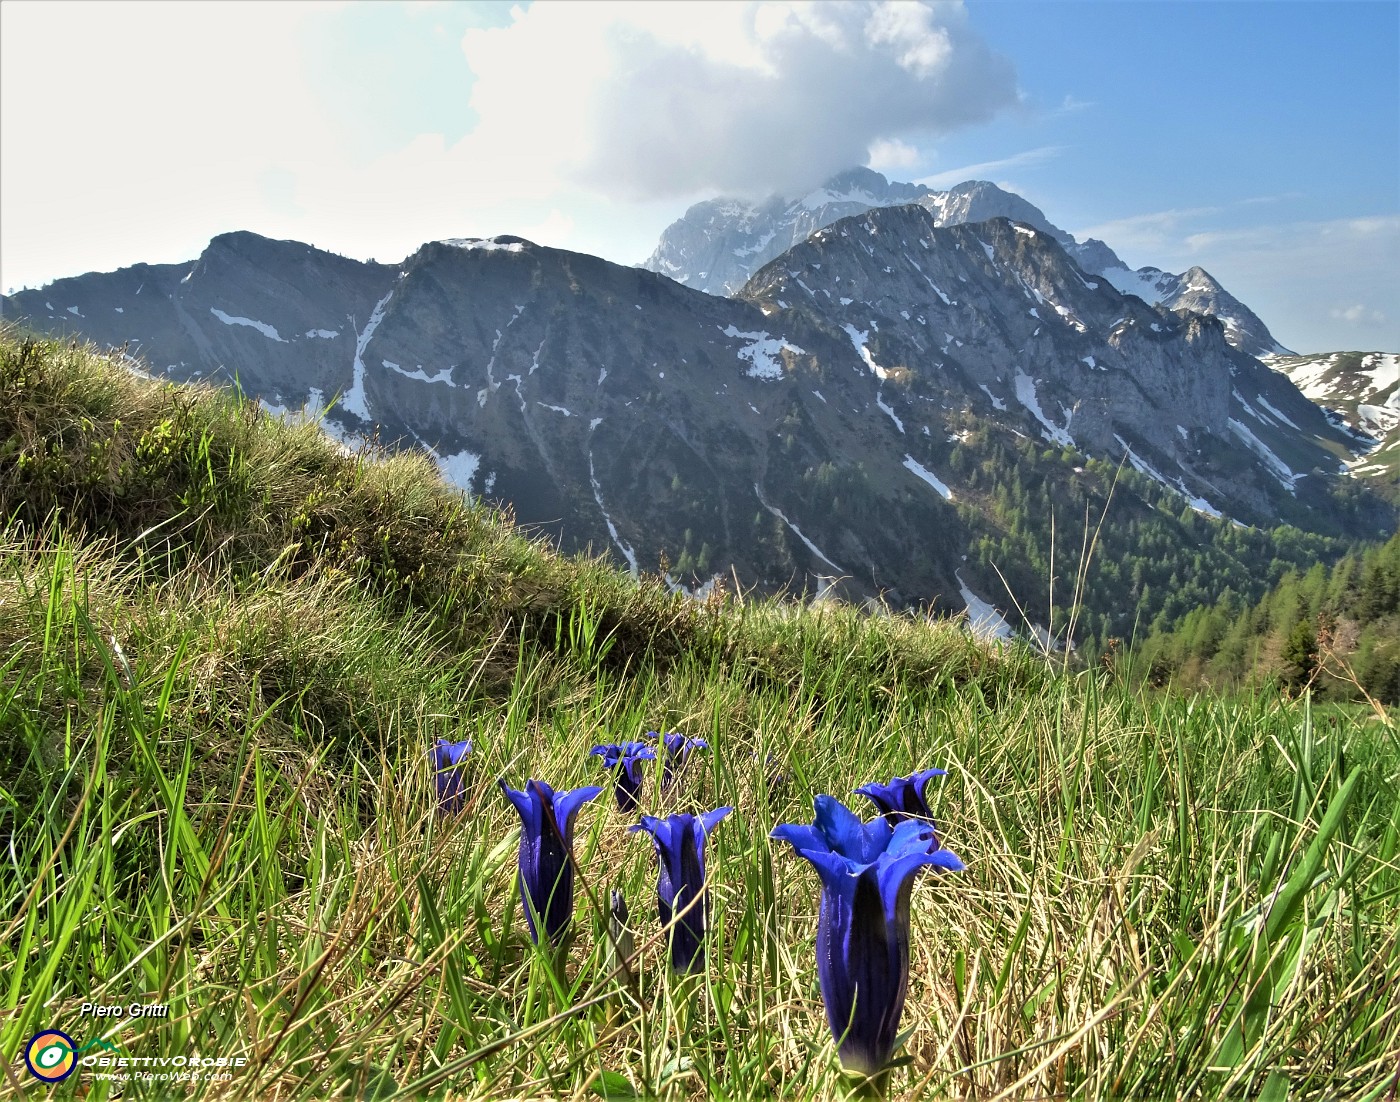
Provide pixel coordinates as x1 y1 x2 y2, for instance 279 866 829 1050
652 730 709 792
854 768 947 825
630 807 731 972
589 741 656 812
499 778 602 945
433 738 473 815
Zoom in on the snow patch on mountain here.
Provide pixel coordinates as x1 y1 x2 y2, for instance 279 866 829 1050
755 484 845 574
1114 434 1224 519
956 572 1015 642
1014 371 1074 447
1229 418 1300 491
1255 395 1300 430
876 389 904 433
384 360 457 387
259 386 327 427
841 323 890 379
441 237 526 253
210 308 287 343
721 324 804 380
902 455 952 500
591 453 638 576
1100 266 1174 307
343 291 393 421
733 230 777 258
435 447 481 489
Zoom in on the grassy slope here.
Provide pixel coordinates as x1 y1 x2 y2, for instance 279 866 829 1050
2 329 1397 1100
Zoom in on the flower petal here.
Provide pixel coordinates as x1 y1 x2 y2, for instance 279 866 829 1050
552 784 604 836
700 806 733 835
630 814 673 845
814 794 871 859
770 822 830 856
499 779 540 836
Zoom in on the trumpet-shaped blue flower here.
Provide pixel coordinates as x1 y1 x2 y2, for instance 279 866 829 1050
630 807 732 972
855 768 947 825
771 795 963 1077
589 741 656 812
499 778 603 945
433 738 473 815
652 730 708 791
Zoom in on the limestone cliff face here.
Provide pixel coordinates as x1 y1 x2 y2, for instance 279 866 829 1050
738 207 1337 519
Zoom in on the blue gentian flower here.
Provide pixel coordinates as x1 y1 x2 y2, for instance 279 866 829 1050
589 741 656 812
433 738 473 815
771 795 963 1077
499 779 603 945
652 730 709 791
630 807 732 972
855 768 947 824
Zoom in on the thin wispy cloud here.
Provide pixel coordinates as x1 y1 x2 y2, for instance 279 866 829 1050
1331 304 1388 326
1056 93 1093 114
916 145 1064 189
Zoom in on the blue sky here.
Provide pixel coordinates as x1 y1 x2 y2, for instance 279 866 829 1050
2 0 1395 353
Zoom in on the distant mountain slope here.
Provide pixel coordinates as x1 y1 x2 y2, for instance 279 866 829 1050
1140 530 1400 703
2 218 1387 649
737 206 1355 527
645 168 1292 359
1269 351 1399 495
1095 263 1292 359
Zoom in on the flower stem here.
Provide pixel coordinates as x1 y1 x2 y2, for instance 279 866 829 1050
841 1067 891 1100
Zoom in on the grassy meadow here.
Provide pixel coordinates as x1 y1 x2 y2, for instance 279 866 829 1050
1 329 1397 1100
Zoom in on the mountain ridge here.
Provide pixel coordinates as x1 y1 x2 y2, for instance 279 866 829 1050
645 168 1293 359
2 211 1388 650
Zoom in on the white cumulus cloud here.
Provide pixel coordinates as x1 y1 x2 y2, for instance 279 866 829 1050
457 1 1017 201
867 137 924 173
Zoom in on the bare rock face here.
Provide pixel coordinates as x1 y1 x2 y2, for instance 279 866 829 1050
738 207 1343 523
645 167 934 296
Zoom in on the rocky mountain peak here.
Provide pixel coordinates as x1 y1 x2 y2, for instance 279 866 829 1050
646 167 1292 360
917 180 1071 247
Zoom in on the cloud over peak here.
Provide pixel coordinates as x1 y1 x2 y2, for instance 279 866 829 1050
461 1 1017 201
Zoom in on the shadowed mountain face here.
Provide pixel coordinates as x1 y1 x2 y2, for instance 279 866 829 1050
645 168 1292 359
736 208 1346 521
2 210 1386 639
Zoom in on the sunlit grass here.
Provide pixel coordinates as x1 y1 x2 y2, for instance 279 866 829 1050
2 329 1398 1100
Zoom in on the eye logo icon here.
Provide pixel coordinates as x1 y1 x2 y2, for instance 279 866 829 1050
24 1029 77 1082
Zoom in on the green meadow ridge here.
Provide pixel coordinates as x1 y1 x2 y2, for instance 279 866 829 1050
2 330 1398 1100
